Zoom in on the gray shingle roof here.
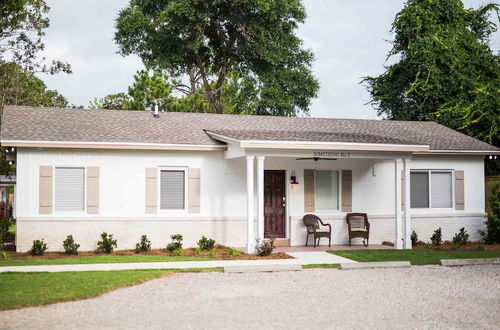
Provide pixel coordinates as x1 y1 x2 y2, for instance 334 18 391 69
1 105 498 151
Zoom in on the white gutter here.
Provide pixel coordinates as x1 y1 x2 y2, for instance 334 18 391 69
0 140 226 151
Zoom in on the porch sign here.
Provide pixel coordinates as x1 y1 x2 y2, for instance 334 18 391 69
313 151 352 159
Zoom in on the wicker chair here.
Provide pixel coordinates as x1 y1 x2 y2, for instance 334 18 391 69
346 213 370 247
303 214 331 247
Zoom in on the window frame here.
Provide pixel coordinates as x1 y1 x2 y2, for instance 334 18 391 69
410 169 454 209
53 166 86 214
314 169 340 212
157 166 188 213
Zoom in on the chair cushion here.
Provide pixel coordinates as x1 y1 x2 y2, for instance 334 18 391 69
351 228 367 232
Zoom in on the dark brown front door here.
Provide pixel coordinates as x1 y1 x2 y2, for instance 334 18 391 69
264 170 286 238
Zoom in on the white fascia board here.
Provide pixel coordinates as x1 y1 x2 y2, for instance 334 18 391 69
0 140 226 151
417 150 500 155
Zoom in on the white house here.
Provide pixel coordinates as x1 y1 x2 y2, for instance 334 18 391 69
1 105 499 253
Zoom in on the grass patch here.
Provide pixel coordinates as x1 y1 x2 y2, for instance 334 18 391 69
329 249 500 265
0 255 212 267
302 263 339 269
0 267 221 310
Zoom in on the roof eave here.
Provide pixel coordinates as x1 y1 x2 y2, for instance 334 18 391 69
0 140 226 151
205 130 430 152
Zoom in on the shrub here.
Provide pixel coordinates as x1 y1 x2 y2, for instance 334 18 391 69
452 227 469 246
225 247 241 257
423 242 432 249
197 236 215 251
0 251 10 259
480 182 500 244
28 239 48 256
62 235 80 255
97 232 117 253
166 234 183 253
410 231 418 246
135 235 151 253
0 215 11 247
194 247 202 255
256 238 274 257
430 228 442 246
474 242 485 251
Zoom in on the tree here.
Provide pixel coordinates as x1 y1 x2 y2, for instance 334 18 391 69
0 61 68 110
91 69 212 113
0 0 70 73
89 93 131 110
363 0 499 147
114 0 319 116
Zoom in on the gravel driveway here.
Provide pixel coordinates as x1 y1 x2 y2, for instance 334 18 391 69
1 265 499 329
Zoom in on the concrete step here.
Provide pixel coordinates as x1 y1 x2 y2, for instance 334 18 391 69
440 258 500 267
339 261 411 270
224 263 301 273
273 239 290 247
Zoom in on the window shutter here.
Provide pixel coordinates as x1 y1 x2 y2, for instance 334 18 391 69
304 169 315 212
455 170 464 210
39 166 53 214
401 170 404 211
188 168 200 213
145 168 158 214
86 166 99 214
341 170 352 212
54 167 85 212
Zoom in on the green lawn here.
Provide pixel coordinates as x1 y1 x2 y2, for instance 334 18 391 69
0 255 212 267
330 249 500 265
0 268 221 310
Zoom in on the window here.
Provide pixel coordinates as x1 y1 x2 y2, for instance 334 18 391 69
160 170 185 210
410 170 452 208
55 167 85 212
315 170 339 210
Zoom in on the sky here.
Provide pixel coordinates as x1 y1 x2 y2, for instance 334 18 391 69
37 0 499 119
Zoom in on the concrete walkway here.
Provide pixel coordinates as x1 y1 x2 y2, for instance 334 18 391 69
287 251 357 264
0 251 355 273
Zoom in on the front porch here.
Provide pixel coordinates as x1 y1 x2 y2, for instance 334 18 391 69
209 132 420 253
275 244 392 253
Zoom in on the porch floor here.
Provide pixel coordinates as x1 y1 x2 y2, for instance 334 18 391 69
275 244 392 253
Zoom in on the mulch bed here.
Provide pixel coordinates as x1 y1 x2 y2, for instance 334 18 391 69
4 245 293 260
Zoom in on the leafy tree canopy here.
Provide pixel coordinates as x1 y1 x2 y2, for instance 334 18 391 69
114 0 319 116
90 70 211 113
363 0 499 149
0 61 68 110
0 0 71 73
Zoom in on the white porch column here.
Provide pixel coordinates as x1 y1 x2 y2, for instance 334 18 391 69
246 155 255 254
403 157 412 249
394 159 403 249
256 156 265 241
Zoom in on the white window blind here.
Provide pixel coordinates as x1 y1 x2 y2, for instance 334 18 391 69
431 172 452 208
410 172 429 208
55 167 84 212
160 170 185 210
411 171 453 208
315 170 339 210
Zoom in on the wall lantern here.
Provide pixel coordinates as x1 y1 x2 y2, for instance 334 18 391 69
290 171 299 189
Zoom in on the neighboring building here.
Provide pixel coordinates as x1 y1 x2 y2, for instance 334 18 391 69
1 105 499 252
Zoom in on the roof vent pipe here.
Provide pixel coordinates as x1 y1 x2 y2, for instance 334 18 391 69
153 103 160 118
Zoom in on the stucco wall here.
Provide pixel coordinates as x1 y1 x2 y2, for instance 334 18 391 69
15 148 486 251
